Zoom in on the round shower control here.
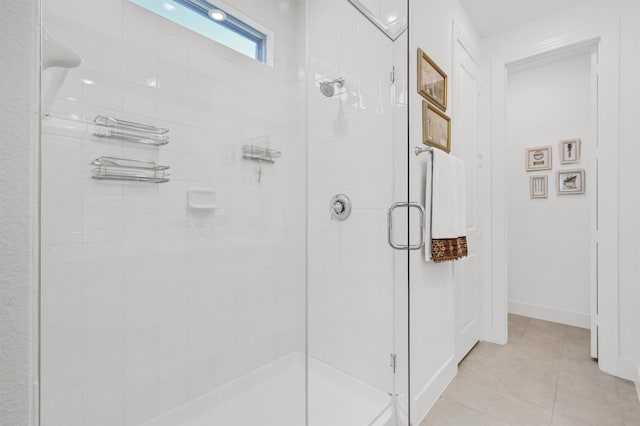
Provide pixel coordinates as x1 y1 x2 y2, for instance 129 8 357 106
329 194 352 221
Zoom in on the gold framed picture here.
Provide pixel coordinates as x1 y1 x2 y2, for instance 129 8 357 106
422 101 451 153
525 146 552 171
418 48 448 111
557 169 585 194
560 138 581 164
530 175 548 199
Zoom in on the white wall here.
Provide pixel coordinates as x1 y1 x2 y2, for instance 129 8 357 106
506 52 593 328
481 0 640 381
408 0 482 422
39 1 307 425
0 0 39 425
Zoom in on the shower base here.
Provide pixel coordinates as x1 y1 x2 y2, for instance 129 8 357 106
142 352 397 426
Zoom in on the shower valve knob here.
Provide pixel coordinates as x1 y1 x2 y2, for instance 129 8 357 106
329 194 352 221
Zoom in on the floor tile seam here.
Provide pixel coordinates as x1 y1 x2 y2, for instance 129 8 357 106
554 387 626 425
489 381 557 417
438 394 485 420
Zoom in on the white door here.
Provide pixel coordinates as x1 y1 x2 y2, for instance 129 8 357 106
452 29 482 363
589 48 599 359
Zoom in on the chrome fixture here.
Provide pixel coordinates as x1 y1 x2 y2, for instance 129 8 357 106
387 146 435 251
415 145 434 156
93 116 170 146
319 78 345 97
388 202 426 250
91 157 170 183
330 194 352 221
242 145 282 164
242 138 282 183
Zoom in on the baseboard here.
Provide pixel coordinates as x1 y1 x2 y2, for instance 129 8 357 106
482 324 508 345
412 356 457 425
615 357 639 382
508 300 590 328
636 362 640 402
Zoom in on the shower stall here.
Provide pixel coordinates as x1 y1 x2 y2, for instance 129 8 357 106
39 0 417 425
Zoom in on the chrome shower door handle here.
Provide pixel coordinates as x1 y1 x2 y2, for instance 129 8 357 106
387 202 426 250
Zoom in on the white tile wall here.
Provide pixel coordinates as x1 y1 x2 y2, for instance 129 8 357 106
40 1 306 425
307 0 408 395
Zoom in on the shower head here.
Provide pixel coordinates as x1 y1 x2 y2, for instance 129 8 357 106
42 27 82 70
319 78 345 97
42 27 83 114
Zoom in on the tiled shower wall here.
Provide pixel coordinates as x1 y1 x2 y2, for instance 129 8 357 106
307 0 408 394
40 1 306 425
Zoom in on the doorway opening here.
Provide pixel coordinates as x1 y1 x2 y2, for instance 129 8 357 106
504 43 599 357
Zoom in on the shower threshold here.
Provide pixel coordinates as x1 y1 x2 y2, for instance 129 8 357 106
142 352 396 426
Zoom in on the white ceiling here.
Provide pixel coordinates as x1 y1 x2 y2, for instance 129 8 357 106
459 0 590 37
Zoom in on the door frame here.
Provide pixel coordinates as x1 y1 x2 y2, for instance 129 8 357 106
451 21 482 363
486 22 623 377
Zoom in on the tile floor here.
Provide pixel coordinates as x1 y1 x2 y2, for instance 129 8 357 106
422 314 640 426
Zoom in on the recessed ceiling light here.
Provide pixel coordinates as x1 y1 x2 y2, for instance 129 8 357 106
80 78 96 85
387 14 398 23
208 8 227 21
163 2 176 11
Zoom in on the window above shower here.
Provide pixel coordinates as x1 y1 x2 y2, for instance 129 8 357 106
129 0 274 65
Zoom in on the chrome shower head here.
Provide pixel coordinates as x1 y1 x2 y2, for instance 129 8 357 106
319 78 345 97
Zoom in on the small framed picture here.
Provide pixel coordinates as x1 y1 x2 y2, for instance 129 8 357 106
530 175 548 199
418 48 448 111
422 101 451 153
526 146 552 171
560 138 581 164
557 169 585 194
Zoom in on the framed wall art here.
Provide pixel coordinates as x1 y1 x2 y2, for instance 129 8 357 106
530 175 548 199
559 138 581 164
557 169 585 194
418 48 447 111
422 101 451 153
526 146 552 171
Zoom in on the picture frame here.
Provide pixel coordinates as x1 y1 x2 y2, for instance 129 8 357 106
526 146 552 171
557 169 585 194
559 138 581 164
422 101 451 153
530 175 548 199
418 48 448 111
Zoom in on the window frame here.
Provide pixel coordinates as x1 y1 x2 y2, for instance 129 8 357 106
129 0 274 66
175 0 268 63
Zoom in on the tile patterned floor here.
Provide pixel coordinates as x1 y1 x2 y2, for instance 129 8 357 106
421 314 640 426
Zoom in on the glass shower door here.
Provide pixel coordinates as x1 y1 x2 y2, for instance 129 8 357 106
306 0 410 424
39 0 413 424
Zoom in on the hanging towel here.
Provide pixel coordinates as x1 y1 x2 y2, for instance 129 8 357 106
424 149 468 262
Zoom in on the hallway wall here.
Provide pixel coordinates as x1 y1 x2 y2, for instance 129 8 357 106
481 0 640 383
506 51 593 328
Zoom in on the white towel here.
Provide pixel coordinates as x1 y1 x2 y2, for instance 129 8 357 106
425 150 467 261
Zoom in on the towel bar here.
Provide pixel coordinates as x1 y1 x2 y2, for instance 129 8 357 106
415 145 434 156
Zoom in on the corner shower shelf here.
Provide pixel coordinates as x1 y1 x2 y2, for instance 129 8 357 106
93 116 170 146
242 145 282 164
91 156 170 183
